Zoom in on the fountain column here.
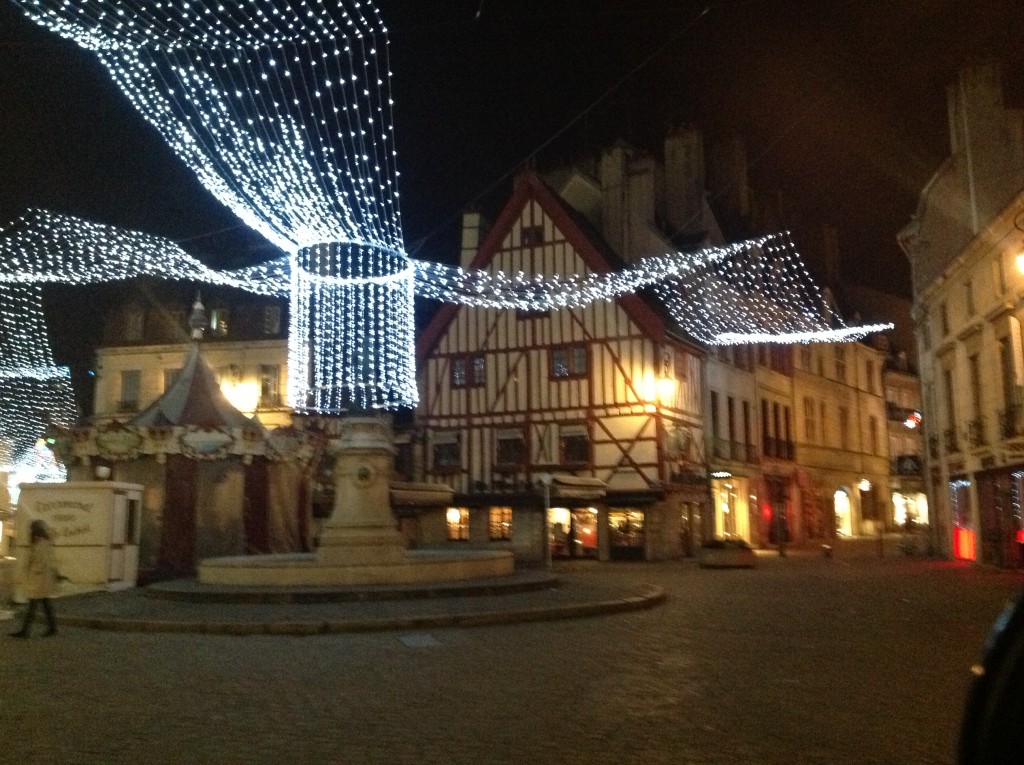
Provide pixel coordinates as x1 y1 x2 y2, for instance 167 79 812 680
316 416 406 564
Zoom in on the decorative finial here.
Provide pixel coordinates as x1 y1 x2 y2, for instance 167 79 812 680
189 292 208 341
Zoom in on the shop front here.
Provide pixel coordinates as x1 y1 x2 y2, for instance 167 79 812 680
710 472 751 543
975 467 1024 568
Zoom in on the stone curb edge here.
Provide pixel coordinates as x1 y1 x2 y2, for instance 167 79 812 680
55 585 667 636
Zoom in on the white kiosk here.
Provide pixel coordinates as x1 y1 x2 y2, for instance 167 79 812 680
16 482 143 592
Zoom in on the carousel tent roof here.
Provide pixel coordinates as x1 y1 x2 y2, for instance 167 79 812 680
129 342 256 429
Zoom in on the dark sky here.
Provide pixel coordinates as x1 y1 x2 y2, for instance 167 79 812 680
2 1 1023 297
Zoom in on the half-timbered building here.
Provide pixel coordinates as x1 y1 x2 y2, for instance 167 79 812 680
413 169 709 564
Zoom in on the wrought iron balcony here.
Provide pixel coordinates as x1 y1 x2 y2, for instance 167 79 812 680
763 436 795 461
892 454 923 476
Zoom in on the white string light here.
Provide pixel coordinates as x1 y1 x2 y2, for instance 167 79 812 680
2 1 893 486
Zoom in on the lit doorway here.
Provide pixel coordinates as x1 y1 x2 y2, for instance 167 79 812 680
547 507 598 558
712 475 750 542
834 489 853 537
608 509 645 560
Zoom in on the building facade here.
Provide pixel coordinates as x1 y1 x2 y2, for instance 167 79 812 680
412 168 708 564
899 61 1024 566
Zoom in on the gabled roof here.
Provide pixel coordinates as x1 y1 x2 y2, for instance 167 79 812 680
417 170 670 362
129 342 256 429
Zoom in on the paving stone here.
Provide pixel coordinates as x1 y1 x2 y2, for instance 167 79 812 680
0 552 1019 764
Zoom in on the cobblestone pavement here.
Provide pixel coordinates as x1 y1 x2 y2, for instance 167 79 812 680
1 552 1021 765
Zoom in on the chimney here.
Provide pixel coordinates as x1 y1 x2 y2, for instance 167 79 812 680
664 126 706 236
822 224 842 288
459 210 489 269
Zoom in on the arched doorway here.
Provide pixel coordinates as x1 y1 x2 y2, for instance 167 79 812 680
834 488 853 537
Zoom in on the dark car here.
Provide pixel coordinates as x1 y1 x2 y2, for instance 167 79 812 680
958 592 1024 764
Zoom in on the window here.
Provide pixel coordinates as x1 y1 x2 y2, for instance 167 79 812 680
803 396 817 442
560 425 589 465
550 345 588 379
209 308 229 337
495 429 526 469
968 353 983 422
994 255 1008 296
521 225 544 247
451 354 485 388
964 280 976 317
865 359 876 394
262 305 282 335
432 433 461 472
731 345 751 372
259 364 281 408
838 406 850 450
800 345 813 371
119 370 141 413
163 368 181 392
711 391 721 439
488 506 512 541
446 507 470 541
819 401 827 446
835 346 847 384
124 307 145 342
939 301 949 336
869 416 879 455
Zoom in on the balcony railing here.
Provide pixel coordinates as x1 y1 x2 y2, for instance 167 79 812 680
885 402 908 422
712 438 759 464
763 436 795 461
892 454 923 476
116 400 140 414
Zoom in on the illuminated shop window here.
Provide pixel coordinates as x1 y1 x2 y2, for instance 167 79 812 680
446 507 470 541
488 506 512 541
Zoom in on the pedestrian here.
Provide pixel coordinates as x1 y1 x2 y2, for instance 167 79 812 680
10 520 59 638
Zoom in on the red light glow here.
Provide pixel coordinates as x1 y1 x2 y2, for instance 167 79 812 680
954 527 977 561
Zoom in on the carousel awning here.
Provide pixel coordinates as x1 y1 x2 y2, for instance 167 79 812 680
129 343 257 430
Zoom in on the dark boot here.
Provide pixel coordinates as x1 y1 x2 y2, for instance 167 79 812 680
10 600 36 637
41 599 57 636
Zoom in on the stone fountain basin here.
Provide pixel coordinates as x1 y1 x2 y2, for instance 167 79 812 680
198 549 515 587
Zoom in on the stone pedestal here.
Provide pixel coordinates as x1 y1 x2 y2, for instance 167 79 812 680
316 417 406 564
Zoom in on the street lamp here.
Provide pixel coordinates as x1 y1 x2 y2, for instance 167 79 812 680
537 473 553 569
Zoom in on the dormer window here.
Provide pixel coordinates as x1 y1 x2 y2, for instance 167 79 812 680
209 308 229 337
521 225 544 247
124 307 145 342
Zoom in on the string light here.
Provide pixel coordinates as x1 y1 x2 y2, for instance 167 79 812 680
2 1 893 488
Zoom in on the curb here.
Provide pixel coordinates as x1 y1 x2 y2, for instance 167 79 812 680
56 585 667 636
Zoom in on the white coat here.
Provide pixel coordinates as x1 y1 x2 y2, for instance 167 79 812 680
23 537 59 600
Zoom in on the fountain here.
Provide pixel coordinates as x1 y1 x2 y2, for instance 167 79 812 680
197 416 513 587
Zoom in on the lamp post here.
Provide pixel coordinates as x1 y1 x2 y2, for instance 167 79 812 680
538 473 553 569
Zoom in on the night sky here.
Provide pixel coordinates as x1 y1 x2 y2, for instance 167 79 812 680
2 1 1023 298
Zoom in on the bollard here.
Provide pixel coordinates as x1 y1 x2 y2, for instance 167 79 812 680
822 544 833 559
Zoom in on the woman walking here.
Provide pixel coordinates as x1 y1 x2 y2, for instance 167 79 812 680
10 520 59 638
